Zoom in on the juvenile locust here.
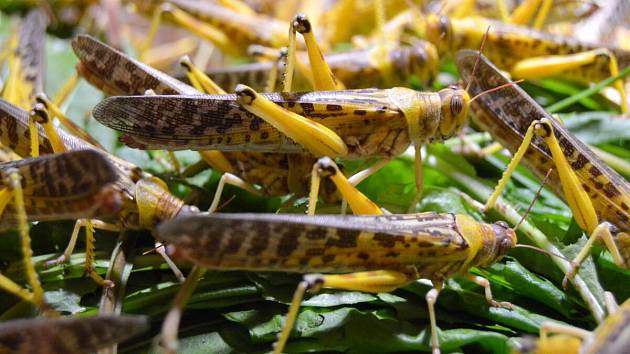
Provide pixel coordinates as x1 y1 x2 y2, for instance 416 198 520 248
456 49 630 287
0 314 149 354
156 211 517 354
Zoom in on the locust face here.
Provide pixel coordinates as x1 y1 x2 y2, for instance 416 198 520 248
436 85 470 140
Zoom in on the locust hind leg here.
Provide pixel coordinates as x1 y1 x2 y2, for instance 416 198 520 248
138 3 233 62
273 270 414 354
34 93 102 148
507 0 554 30
510 49 628 113
179 56 227 95
0 169 50 312
234 85 348 157
307 157 382 216
28 104 66 157
283 13 343 92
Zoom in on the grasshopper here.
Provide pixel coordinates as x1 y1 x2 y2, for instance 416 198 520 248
156 210 517 354
516 293 630 354
456 49 630 287
392 7 630 113
194 39 439 92
0 149 119 312
74 32 397 214
0 98 197 286
0 314 149 354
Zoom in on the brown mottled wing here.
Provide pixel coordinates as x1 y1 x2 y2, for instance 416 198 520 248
0 315 149 354
157 212 470 275
0 99 139 205
72 35 199 96
456 49 630 232
16 8 48 99
0 150 118 228
92 89 407 153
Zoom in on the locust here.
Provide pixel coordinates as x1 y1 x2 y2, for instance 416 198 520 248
390 7 630 113
0 150 119 312
0 314 149 354
192 39 439 92
156 210 517 354
516 293 630 354
456 49 630 288
0 98 197 286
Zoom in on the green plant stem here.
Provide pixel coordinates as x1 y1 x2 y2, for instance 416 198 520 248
547 65 630 113
427 155 606 322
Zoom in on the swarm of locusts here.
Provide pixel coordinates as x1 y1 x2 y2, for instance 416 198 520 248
0 0 629 353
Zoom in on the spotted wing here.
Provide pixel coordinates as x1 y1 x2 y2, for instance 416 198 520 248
456 49 630 231
0 315 149 354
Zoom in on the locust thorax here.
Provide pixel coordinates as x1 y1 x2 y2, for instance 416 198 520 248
456 215 516 268
436 85 469 140
135 177 186 229
425 15 453 55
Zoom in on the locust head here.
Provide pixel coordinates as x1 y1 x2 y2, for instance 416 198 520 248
436 84 470 140
425 15 453 55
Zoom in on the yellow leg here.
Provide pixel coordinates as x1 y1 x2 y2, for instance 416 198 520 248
466 274 512 309
508 0 543 25
198 150 235 174
44 219 120 268
52 72 79 107
29 104 66 155
159 265 206 354
234 84 348 157
273 270 413 354
562 223 626 289
288 14 343 91
35 93 102 148
511 49 627 113
495 0 510 22
179 56 226 94
307 157 382 216
264 48 287 92
208 173 263 213
485 120 538 211
4 168 46 309
83 219 114 288
426 287 441 354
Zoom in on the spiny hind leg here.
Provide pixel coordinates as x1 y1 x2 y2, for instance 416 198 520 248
234 84 348 157
1 169 47 310
466 274 512 309
563 223 626 289
179 56 226 94
283 13 343 92
274 270 413 354
510 49 627 113
308 157 382 216
508 0 553 30
159 265 206 354
44 219 119 268
35 93 102 148
28 104 66 157
138 3 232 62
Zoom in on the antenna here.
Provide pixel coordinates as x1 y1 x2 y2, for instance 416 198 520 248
470 79 524 103
513 168 553 231
514 244 571 262
465 26 491 93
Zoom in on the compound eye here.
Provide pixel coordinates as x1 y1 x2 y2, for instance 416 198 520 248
450 95 463 116
499 237 513 255
438 16 449 36
496 221 509 229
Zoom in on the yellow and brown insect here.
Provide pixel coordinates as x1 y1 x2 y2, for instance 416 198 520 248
0 314 149 354
0 148 120 312
156 211 517 354
72 34 382 211
394 9 630 112
0 98 196 286
191 39 439 92
456 49 630 286
516 294 630 354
